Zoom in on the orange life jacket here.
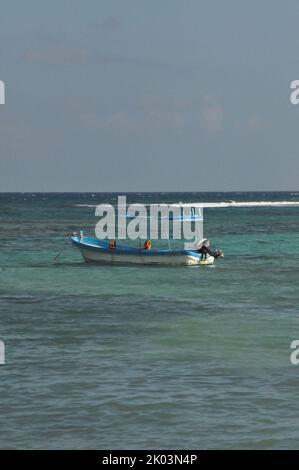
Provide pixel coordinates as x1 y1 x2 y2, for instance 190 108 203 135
109 240 116 250
144 240 152 250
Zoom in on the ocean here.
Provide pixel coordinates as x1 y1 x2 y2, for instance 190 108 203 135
1 192 299 449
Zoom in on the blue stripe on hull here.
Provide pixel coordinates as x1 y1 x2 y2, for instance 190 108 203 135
71 236 200 258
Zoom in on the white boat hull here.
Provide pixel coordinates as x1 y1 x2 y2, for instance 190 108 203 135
71 235 215 266
79 246 214 266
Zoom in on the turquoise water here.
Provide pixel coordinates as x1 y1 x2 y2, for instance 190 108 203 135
1 192 299 449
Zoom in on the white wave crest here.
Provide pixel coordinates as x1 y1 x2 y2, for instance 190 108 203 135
76 201 299 208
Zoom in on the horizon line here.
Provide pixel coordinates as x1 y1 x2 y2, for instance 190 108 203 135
0 190 298 194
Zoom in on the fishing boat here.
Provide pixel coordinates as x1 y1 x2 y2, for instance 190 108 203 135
71 199 223 266
71 234 222 266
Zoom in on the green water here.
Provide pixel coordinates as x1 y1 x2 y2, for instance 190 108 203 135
1 192 299 449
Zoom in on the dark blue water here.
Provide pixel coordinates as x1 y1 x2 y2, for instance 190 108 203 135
1 192 299 449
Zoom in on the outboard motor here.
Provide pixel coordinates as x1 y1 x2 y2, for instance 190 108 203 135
212 249 224 259
194 239 224 260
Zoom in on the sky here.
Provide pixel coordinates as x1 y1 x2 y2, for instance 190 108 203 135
0 0 299 191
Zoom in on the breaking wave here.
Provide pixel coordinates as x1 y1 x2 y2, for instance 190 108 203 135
76 201 299 208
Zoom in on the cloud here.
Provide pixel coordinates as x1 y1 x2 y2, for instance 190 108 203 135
200 104 224 131
82 111 137 130
81 108 186 132
145 107 185 130
172 112 185 129
34 26 67 46
22 47 173 70
22 47 93 65
104 112 137 130
247 115 271 130
93 16 120 32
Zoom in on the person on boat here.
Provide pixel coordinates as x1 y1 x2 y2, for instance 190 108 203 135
109 239 116 250
144 239 152 250
196 239 224 260
196 239 213 261
197 244 213 261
